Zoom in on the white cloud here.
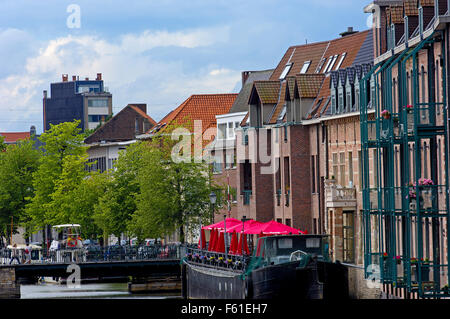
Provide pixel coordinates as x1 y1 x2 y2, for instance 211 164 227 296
0 26 241 132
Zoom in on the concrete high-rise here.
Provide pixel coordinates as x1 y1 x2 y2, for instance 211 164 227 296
43 73 112 132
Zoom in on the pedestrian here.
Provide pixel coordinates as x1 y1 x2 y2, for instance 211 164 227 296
25 243 32 264
9 244 21 265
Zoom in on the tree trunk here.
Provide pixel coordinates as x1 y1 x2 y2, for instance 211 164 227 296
179 225 185 244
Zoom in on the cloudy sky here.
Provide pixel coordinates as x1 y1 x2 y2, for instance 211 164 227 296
0 0 370 134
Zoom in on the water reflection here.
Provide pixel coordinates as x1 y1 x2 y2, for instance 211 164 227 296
21 282 180 299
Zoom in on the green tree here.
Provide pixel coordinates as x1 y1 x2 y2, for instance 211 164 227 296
93 142 143 243
0 139 40 245
25 121 86 231
129 130 224 243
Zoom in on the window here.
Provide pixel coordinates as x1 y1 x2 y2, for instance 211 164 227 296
278 104 287 121
323 56 333 73
332 153 338 181
311 156 316 193
88 115 105 123
326 55 338 73
285 219 291 227
279 63 292 80
343 211 355 263
373 149 378 188
213 160 222 174
218 123 227 140
316 58 326 73
88 99 108 107
227 122 235 139
358 151 363 190
335 53 347 70
300 61 311 74
348 152 353 187
340 152 345 186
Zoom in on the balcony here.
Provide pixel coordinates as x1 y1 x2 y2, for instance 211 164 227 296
325 179 357 208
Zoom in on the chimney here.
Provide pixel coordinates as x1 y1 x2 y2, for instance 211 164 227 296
96 73 102 81
72 75 77 81
62 74 68 82
85 77 89 81
340 27 358 37
242 71 250 87
43 90 47 99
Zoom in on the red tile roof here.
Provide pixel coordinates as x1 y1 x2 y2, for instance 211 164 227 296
265 30 371 123
151 94 238 141
0 132 31 144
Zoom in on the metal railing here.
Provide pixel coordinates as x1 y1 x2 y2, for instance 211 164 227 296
185 247 250 272
0 244 184 265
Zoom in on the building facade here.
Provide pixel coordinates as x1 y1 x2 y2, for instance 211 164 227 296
43 73 112 132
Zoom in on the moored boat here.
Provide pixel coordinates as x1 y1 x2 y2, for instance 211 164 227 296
182 234 349 299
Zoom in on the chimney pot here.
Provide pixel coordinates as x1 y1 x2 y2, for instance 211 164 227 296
72 75 77 81
43 90 47 99
85 77 89 81
62 74 68 82
96 73 102 81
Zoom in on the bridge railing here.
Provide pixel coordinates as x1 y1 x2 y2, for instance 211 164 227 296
0 244 184 265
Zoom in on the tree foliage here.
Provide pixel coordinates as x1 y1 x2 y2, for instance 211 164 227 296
129 127 224 243
25 121 86 231
0 139 40 244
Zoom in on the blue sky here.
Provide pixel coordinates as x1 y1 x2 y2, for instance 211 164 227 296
0 0 371 133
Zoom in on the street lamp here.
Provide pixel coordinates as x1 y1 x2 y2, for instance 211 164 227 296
209 191 217 224
241 215 250 256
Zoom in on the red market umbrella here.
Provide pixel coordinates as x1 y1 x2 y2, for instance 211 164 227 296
208 228 217 252
202 218 241 231
216 232 225 253
245 220 303 235
198 228 206 250
225 219 263 234
236 233 250 256
229 231 238 255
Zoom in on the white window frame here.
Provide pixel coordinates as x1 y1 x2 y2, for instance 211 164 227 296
279 63 293 80
335 53 347 70
300 61 311 74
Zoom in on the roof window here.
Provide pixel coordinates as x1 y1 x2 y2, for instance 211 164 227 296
279 63 293 80
335 53 347 70
325 55 339 73
300 61 311 74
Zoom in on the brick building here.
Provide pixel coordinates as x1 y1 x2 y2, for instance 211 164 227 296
228 29 374 236
84 104 157 173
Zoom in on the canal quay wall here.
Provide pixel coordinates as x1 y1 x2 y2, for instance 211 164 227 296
0 267 20 299
346 264 382 299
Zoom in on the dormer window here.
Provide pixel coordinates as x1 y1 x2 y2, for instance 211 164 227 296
300 61 311 74
331 89 337 114
279 63 293 80
335 53 347 71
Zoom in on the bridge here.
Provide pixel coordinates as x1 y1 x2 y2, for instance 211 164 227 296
0 244 186 299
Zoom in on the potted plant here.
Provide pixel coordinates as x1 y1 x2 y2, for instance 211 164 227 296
381 109 391 120
442 285 449 294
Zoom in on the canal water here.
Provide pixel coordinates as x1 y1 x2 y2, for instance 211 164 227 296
21 282 181 299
